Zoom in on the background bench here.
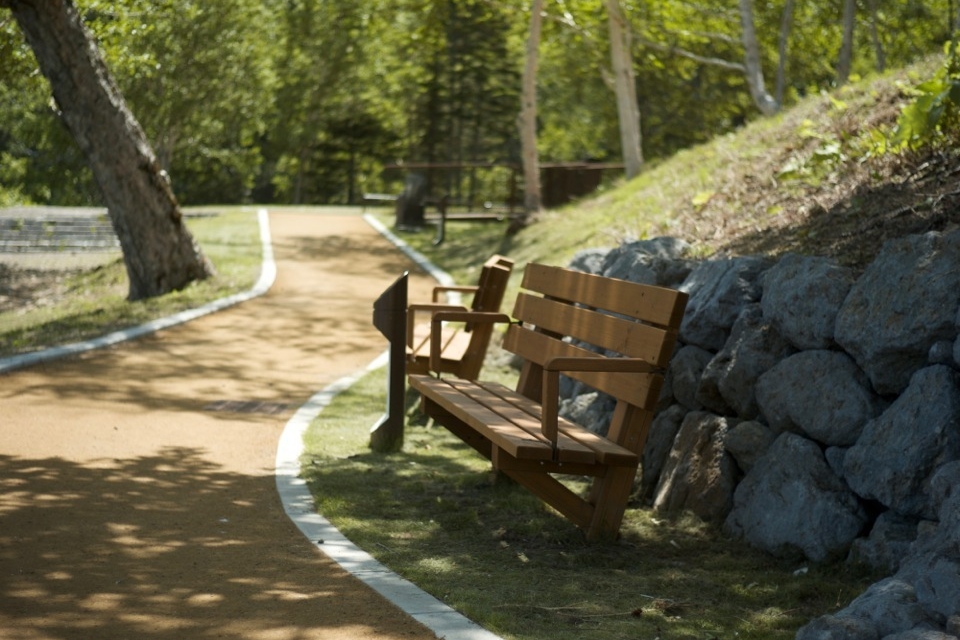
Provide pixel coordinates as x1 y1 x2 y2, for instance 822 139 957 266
406 254 514 381
409 263 688 540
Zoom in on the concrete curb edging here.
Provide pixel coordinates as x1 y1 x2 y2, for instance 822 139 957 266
276 213 503 639
274 353 503 640
0 208 277 374
361 214 463 305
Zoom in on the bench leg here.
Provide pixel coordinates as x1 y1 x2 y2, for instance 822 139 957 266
501 468 594 532
585 466 635 541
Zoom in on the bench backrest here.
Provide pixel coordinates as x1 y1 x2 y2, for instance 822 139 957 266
503 263 687 452
469 254 514 314
456 254 514 378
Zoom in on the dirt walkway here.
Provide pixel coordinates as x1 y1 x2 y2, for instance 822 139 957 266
0 210 442 639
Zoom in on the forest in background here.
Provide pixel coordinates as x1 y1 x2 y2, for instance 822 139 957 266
0 0 956 209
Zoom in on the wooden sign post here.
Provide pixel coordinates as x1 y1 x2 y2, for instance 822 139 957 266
370 271 408 452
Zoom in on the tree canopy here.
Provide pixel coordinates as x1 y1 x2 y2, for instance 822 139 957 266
1 0 956 207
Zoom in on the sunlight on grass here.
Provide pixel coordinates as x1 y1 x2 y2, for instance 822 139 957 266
301 365 877 640
0 207 262 357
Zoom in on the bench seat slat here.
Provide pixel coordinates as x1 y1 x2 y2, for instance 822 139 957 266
444 378 597 464
409 375 554 461
473 381 639 466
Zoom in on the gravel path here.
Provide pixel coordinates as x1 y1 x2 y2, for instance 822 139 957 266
0 210 447 640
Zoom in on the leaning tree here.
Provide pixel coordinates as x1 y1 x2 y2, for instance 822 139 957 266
1 0 214 300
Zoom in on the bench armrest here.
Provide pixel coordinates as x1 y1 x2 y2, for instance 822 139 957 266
431 285 479 302
406 303 467 347
430 311 512 372
541 357 659 445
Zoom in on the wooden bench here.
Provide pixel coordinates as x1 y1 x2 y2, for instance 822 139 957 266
408 263 688 540
406 254 514 381
362 193 400 212
424 197 519 245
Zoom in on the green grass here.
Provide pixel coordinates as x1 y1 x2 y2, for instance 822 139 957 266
302 366 879 640
0 206 262 357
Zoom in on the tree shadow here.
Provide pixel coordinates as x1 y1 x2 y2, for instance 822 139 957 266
0 449 426 639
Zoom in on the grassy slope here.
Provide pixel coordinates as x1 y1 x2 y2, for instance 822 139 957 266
0 207 262 357
303 58 960 639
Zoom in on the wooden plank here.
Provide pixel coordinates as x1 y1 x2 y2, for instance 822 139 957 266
499 466 594 530
445 378 596 464
478 381 639 466
409 375 554 461
503 326 662 410
513 293 674 365
520 262 687 329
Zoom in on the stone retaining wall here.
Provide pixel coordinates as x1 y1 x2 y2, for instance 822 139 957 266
564 229 960 638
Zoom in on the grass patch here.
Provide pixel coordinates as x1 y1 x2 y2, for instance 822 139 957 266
0 207 262 357
302 365 878 640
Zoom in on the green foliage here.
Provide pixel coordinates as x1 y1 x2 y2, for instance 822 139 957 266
888 41 960 151
1 0 957 206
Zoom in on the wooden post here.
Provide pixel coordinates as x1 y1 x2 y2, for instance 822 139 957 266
370 272 408 452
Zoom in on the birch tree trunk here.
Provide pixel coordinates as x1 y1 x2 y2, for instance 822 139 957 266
2 0 214 300
606 0 643 179
512 0 543 233
738 0 780 116
775 0 795 106
837 0 856 85
868 0 886 72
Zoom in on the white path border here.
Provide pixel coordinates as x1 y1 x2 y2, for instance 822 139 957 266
274 353 503 640
0 208 276 374
273 213 502 639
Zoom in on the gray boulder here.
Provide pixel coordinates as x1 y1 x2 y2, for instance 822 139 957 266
761 254 856 350
601 237 693 288
928 341 955 367
843 366 960 520
568 247 610 275
668 344 713 411
653 411 739 522
698 304 794 418
679 256 773 351
755 350 883 446
723 420 776 474
882 631 958 640
559 391 616 437
796 578 931 640
725 432 868 563
637 404 686 504
835 230 960 395
847 511 919 574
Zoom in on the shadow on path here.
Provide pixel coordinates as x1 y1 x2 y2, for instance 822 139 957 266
0 210 439 640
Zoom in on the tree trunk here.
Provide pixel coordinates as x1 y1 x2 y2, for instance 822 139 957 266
606 0 643 179
738 0 780 116
775 0 795 106
837 0 856 85
868 0 886 73
511 0 543 234
2 0 213 300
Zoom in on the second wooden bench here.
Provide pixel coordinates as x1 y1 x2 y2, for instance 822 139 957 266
406 254 514 381
409 262 687 541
